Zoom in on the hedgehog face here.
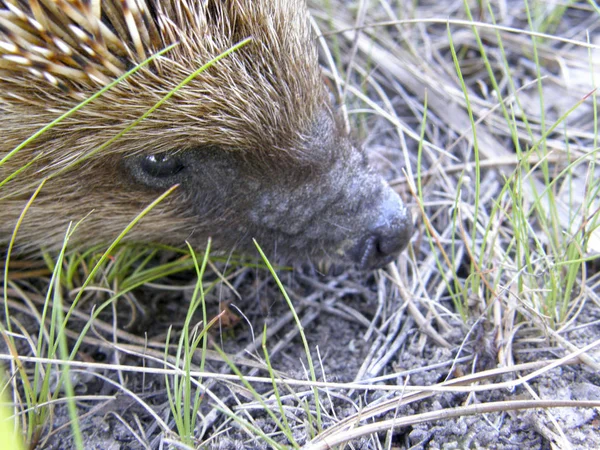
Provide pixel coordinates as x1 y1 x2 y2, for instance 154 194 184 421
0 0 413 268
122 108 412 269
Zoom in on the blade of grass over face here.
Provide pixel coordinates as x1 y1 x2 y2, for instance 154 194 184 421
60 185 178 360
0 43 178 173
4 180 46 335
48 37 253 180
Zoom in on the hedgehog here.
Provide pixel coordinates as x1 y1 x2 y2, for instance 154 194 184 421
0 0 412 269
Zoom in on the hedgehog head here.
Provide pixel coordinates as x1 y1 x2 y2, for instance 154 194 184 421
0 0 412 269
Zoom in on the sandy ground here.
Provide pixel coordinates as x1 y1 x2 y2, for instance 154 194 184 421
8 264 594 449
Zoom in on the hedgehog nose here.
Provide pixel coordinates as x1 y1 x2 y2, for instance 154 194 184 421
351 187 413 270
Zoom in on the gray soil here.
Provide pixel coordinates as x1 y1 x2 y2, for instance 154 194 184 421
9 262 596 450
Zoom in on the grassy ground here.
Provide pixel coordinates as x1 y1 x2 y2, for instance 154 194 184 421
2 0 600 448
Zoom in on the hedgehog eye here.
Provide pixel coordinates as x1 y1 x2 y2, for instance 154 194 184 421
140 154 184 178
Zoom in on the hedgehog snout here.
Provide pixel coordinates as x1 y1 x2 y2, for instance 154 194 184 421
348 186 413 270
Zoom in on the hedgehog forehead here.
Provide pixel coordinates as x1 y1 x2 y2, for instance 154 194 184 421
0 0 325 157
91 50 326 158
101 92 344 169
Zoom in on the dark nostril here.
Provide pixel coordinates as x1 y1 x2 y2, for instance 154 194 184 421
367 213 413 266
352 187 413 270
373 221 410 258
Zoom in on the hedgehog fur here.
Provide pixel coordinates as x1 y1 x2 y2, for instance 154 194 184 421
0 0 412 269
